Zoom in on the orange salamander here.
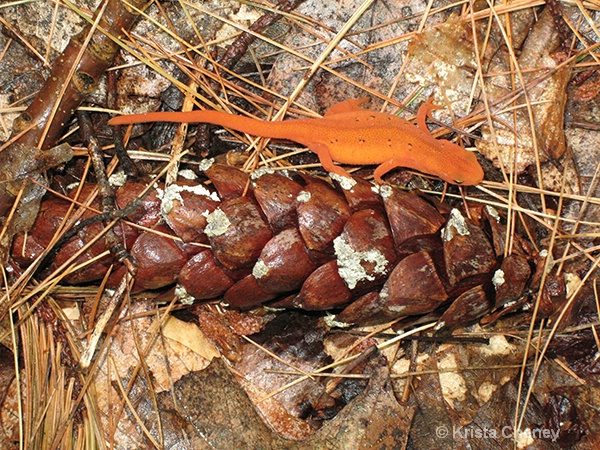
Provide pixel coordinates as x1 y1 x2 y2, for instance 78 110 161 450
109 98 484 185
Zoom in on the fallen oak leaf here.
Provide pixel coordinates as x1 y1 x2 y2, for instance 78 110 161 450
175 354 414 449
161 315 220 361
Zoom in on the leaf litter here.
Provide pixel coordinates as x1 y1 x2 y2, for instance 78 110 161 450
0 0 599 448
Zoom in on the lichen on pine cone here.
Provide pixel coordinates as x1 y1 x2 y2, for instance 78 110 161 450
11 161 564 327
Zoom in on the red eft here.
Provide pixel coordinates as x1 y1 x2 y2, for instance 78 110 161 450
109 98 484 185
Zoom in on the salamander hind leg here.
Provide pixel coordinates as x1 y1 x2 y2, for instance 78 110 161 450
373 158 415 184
416 96 442 133
308 143 352 179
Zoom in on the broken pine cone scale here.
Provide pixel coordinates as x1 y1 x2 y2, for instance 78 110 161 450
10 161 563 328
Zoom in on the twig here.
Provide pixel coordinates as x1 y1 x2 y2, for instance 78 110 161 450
12 0 147 149
218 0 308 71
77 110 137 274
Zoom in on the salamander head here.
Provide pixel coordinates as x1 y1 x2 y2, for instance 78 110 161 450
434 141 484 186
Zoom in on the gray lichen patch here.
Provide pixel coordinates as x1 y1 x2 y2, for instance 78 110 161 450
323 313 353 328
492 269 505 289
485 205 500 222
296 190 311 203
378 183 392 199
174 284 195 305
334 235 388 289
441 208 470 241
178 169 198 180
198 157 215 172
109 171 127 187
250 165 275 179
157 183 220 218
204 208 231 237
330 172 356 190
384 303 407 314
252 259 269 279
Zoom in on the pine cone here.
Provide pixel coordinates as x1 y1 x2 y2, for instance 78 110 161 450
11 161 563 327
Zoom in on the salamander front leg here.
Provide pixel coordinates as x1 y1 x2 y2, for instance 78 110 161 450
309 143 353 179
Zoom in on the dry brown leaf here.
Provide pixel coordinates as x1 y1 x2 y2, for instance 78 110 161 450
476 8 572 176
405 15 479 113
161 315 220 361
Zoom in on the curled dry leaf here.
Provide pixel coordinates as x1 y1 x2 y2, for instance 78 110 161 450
162 315 220 361
476 7 572 174
405 6 572 179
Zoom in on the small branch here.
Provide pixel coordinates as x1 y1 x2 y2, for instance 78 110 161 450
78 110 137 275
217 0 308 71
12 0 148 149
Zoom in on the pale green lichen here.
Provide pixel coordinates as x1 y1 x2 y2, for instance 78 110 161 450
296 190 311 203
109 171 127 187
329 172 356 190
204 208 231 237
492 269 505 289
323 313 353 328
174 284 195 305
198 157 215 172
334 235 388 289
157 183 220 218
441 208 470 241
178 169 197 180
378 183 393 199
252 259 269 279
250 166 275 179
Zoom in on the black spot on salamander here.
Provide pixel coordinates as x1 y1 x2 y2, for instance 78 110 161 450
359 138 366 144
407 142 413 150
330 139 339 144
388 139 393 147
